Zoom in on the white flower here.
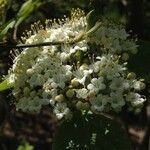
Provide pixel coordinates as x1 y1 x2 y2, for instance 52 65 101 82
87 77 106 93
110 92 125 110
8 74 16 85
93 54 126 80
90 94 110 112
73 68 93 85
76 88 88 99
126 92 146 107
54 103 70 120
133 81 145 91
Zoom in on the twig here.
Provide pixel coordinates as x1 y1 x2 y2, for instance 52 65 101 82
0 22 101 49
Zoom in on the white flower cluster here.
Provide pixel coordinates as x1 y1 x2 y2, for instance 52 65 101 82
87 22 138 59
8 9 146 120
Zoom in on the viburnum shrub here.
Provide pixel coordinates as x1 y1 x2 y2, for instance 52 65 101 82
0 7 146 149
7 9 146 121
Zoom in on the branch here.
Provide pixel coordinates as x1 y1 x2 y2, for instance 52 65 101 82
0 22 101 49
0 41 75 49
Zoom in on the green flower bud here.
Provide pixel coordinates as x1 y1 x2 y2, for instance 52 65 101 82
88 91 96 98
82 102 90 110
79 63 88 70
98 71 105 77
66 89 75 98
76 101 83 110
75 50 82 61
54 94 65 102
127 72 136 79
26 68 34 75
23 87 30 96
71 78 79 87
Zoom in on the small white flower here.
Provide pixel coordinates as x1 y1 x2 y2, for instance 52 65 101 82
90 94 110 112
8 74 16 85
54 103 70 120
73 68 92 85
110 92 125 110
133 81 145 91
76 88 88 99
126 92 146 107
87 77 106 93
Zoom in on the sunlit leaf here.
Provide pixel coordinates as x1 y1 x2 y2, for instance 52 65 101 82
0 79 10 92
17 142 34 150
15 0 41 27
0 19 15 40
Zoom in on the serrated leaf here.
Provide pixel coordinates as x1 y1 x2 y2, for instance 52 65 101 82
52 113 132 150
0 79 10 92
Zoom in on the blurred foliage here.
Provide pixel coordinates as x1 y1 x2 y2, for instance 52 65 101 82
0 0 43 40
0 79 10 91
17 141 34 150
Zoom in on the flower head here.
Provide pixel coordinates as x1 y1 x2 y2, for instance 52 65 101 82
8 9 146 120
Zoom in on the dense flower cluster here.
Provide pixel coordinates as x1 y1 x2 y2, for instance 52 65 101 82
8 9 146 120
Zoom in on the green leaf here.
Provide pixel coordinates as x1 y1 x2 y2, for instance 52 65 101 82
15 0 41 28
17 0 35 17
53 113 132 150
0 79 10 92
0 19 15 40
86 10 99 31
17 142 34 150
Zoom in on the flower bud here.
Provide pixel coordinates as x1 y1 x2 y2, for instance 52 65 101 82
26 68 34 75
23 87 30 96
88 91 96 98
79 63 88 70
71 78 79 87
98 71 105 77
54 94 65 102
76 101 83 110
66 89 75 98
82 102 90 110
127 72 136 79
